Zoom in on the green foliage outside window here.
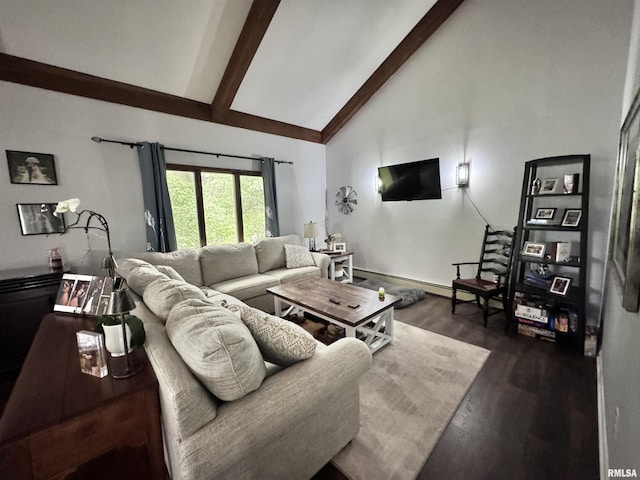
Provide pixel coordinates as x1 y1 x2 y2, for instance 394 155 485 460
166 168 266 249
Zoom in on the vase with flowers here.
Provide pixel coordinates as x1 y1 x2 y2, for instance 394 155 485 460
325 232 342 251
54 198 116 277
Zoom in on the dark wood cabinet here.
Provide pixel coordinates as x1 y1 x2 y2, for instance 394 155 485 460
0 267 63 379
508 154 590 351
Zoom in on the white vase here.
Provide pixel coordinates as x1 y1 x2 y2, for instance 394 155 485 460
102 323 132 357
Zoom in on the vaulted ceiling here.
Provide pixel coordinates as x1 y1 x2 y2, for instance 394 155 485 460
0 0 465 144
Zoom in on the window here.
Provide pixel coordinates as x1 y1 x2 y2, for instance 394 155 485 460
166 165 266 249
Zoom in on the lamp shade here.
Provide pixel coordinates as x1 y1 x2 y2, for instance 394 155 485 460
303 222 323 239
107 288 136 315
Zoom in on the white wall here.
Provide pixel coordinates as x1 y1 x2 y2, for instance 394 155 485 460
0 81 326 272
600 0 640 472
325 0 632 326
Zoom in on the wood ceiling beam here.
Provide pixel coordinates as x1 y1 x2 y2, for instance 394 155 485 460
321 0 466 144
0 53 212 122
0 52 322 144
210 0 281 119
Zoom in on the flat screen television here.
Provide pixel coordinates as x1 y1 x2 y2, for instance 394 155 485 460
378 158 442 201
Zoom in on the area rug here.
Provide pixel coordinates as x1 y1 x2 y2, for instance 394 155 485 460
331 321 491 480
356 279 426 308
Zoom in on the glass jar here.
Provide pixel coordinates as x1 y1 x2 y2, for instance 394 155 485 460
48 248 63 271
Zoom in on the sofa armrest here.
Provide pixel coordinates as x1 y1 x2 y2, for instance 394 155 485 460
180 337 372 479
310 251 331 279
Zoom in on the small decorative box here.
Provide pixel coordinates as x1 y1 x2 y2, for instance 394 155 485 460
76 330 108 378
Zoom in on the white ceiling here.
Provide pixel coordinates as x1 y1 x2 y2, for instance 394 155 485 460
0 0 438 131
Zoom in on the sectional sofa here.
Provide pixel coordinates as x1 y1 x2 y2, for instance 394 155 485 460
115 235 372 479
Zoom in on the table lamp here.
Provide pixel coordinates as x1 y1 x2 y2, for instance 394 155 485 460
106 288 143 378
303 221 323 251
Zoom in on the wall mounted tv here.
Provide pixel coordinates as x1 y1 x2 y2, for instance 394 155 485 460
378 158 442 201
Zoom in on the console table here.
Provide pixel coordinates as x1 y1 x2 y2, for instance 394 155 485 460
0 313 165 479
323 251 354 283
0 267 64 379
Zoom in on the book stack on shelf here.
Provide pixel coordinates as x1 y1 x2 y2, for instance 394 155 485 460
513 292 579 341
523 269 553 289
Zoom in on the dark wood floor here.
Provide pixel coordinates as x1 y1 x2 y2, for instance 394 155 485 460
316 292 598 480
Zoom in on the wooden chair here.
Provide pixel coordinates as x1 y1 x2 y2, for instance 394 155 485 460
451 225 516 328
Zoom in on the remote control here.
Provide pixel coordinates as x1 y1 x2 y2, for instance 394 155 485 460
329 297 340 304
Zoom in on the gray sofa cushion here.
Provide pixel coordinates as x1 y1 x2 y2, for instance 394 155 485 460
156 265 185 282
253 234 301 273
200 243 259 286
131 249 203 286
116 258 168 296
211 274 280 301
143 277 207 322
263 266 320 284
218 302 316 366
166 299 266 401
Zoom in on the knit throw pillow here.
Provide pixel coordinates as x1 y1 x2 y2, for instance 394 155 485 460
284 244 315 268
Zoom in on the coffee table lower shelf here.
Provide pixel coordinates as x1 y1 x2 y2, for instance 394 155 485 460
273 297 394 353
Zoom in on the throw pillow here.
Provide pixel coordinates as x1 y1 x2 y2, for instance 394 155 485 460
284 244 315 269
227 303 316 366
143 277 206 322
156 265 185 282
121 262 168 297
166 299 266 401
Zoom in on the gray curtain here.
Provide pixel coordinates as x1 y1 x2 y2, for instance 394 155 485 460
136 142 177 252
261 157 280 237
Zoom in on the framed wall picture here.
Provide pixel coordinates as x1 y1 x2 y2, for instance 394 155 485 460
549 276 572 296
561 209 582 227
613 87 640 311
523 242 546 258
333 242 347 252
534 207 557 220
6 150 57 185
16 203 65 235
540 178 558 194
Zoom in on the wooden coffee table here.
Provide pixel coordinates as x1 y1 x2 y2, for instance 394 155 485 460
267 277 400 353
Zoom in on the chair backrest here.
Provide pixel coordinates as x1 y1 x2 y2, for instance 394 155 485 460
476 225 516 286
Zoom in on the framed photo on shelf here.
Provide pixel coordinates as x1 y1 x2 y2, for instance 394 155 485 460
16 203 65 235
333 242 347 252
534 207 557 220
549 276 572 296
563 173 580 194
540 178 559 194
561 209 582 227
613 87 640 311
523 242 546 258
6 150 57 185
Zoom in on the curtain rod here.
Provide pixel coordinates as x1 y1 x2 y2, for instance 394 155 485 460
90 136 294 165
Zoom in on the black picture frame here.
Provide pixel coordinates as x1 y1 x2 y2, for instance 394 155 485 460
16 203 65 235
549 276 572 296
535 207 557 220
6 150 58 185
561 209 582 227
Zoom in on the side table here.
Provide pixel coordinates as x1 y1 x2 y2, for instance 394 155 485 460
0 313 165 479
322 250 354 283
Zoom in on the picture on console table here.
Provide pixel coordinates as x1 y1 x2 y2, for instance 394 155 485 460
16 203 65 235
333 242 347 252
55 274 116 315
6 150 57 185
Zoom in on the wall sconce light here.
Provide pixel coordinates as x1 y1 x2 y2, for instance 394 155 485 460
456 162 470 188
